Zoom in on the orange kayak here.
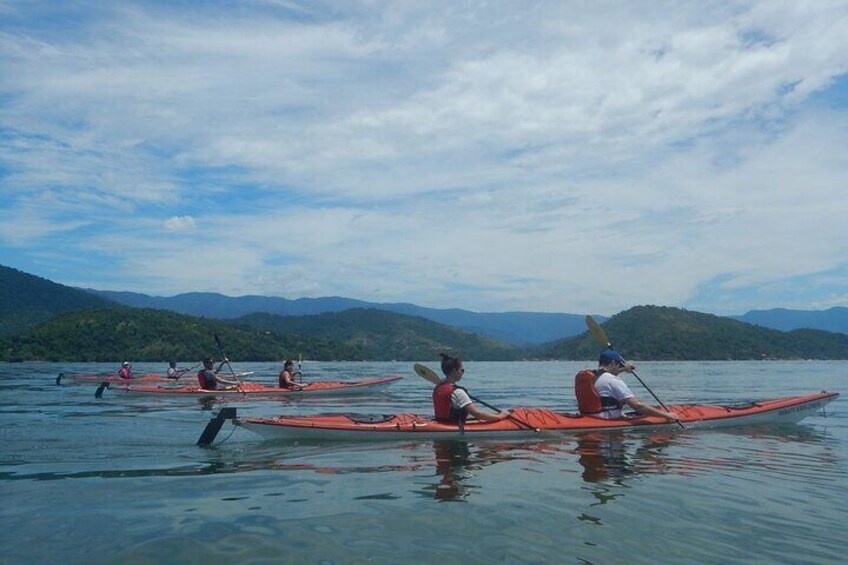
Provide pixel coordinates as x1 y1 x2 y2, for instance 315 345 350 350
58 371 254 385
57 372 176 385
109 376 402 397
228 392 838 442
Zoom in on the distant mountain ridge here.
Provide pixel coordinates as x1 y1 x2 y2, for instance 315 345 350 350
732 307 848 334
234 309 521 361
0 265 117 336
85 289 602 345
3 265 847 360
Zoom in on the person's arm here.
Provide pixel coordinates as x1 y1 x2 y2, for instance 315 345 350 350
215 374 240 386
624 398 677 420
465 403 512 422
212 357 241 386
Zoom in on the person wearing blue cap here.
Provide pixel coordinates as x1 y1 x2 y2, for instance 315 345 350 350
591 349 677 421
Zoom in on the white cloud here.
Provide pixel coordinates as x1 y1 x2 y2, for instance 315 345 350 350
1 1 847 314
164 215 196 232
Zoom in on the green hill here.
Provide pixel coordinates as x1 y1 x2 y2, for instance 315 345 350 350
0 307 363 362
536 305 848 360
3 264 845 361
0 265 116 336
234 309 521 361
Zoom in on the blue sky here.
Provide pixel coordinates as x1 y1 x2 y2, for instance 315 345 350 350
1 1 847 316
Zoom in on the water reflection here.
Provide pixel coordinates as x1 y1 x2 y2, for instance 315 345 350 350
432 440 471 500
573 431 676 485
428 439 577 501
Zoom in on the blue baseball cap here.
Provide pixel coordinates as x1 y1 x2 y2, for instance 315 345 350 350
599 349 626 366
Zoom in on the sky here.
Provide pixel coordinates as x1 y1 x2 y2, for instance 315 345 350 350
1 0 847 317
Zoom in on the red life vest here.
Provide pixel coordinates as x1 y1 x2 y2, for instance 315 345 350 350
574 369 603 414
433 382 468 423
197 369 217 390
279 370 294 389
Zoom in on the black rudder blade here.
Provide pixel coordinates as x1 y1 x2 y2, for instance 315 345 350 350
197 408 238 446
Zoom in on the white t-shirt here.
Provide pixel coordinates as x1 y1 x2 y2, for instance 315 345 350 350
451 388 473 410
594 372 635 419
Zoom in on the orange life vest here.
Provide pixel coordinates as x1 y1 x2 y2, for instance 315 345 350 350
574 369 604 414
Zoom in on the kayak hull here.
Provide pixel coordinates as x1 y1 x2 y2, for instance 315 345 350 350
110 376 402 396
58 371 254 384
235 392 838 441
59 372 175 384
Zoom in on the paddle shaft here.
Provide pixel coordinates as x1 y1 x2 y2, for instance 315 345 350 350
469 394 539 433
584 316 684 428
629 370 671 412
298 353 303 385
214 334 242 385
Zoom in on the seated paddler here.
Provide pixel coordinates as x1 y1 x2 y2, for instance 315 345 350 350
432 353 512 424
574 349 677 421
197 356 240 390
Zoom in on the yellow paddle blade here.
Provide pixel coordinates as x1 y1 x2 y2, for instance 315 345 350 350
413 363 441 385
585 315 611 347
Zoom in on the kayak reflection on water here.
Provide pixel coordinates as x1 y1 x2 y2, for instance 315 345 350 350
433 441 472 501
574 431 676 485
430 440 584 501
429 433 684 503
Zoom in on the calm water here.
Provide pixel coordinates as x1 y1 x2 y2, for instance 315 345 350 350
1 361 846 564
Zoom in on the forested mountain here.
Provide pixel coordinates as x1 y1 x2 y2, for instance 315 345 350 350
0 265 117 337
0 307 363 362
235 309 522 361
3 266 847 361
537 306 848 360
0 307 521 362
86 288 599 345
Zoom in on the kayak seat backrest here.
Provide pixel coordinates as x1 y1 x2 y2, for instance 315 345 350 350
574 369 603 415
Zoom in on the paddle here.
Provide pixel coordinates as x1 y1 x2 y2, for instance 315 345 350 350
412 363 539 432
297 352 303 385
584 315 684 428
174 362 200 380
213 334 243 387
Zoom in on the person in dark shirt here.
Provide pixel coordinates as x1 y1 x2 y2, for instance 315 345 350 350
196 356 240 390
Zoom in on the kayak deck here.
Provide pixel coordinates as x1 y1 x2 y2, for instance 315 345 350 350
57 371 254 385
58 372 175 384
232 391 838 442
112 376 402 396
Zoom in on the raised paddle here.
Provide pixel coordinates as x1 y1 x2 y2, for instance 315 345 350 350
214 334 243 387
412 363 539 432
585 315 684 428
297 352 303 385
